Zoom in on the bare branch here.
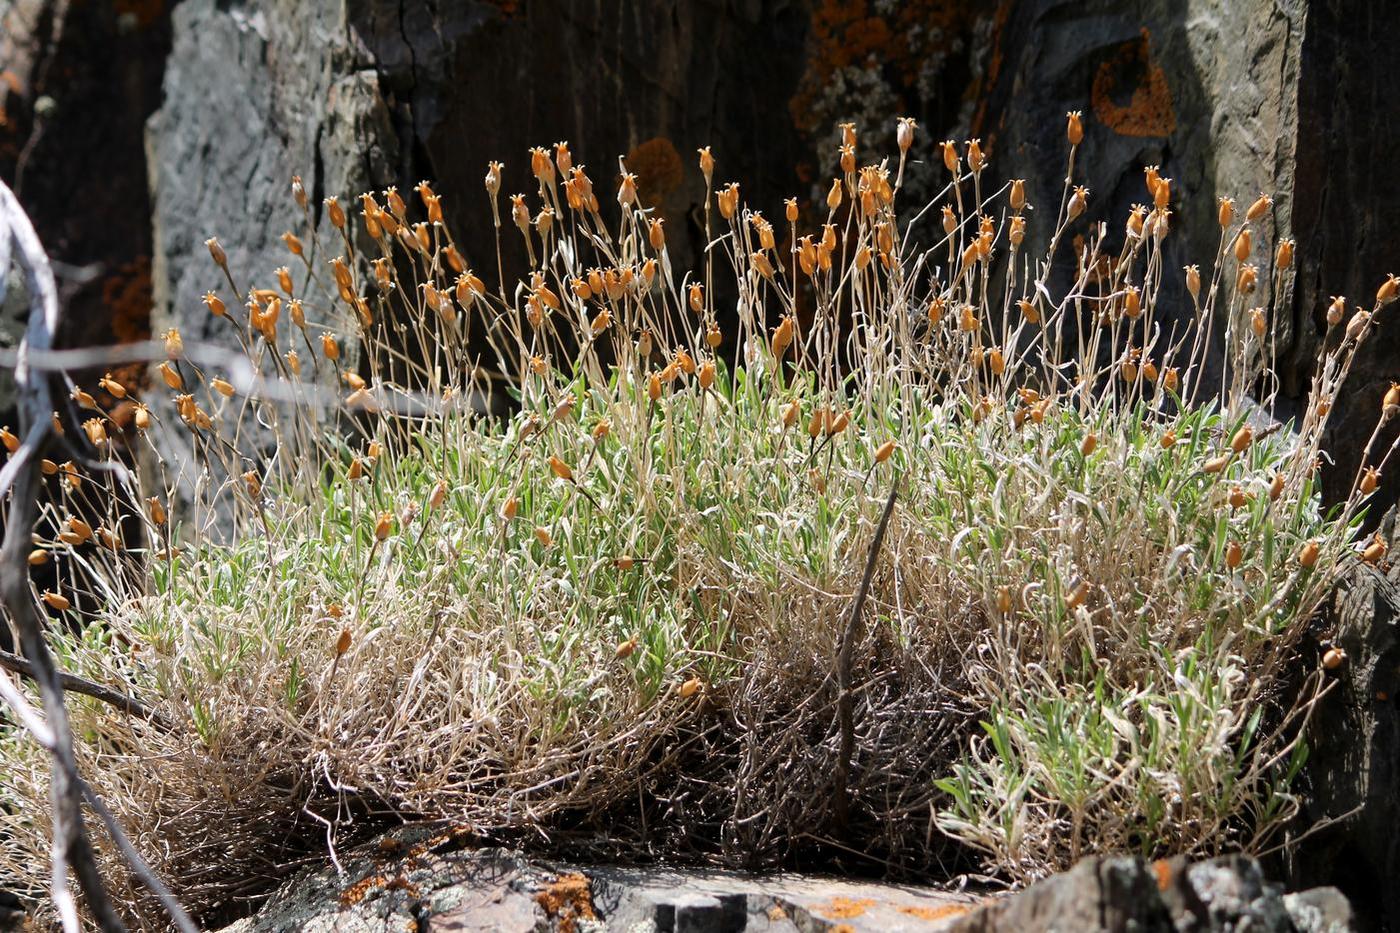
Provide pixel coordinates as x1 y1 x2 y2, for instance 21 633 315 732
831 479 900 830
0 650 172 730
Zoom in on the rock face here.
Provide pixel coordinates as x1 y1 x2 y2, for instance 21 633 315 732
974 0 1309 392
219 832 1351 933
1290 512 1400 930
0 0 170 415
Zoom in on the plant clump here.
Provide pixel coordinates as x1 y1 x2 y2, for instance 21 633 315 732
0 112 1395 925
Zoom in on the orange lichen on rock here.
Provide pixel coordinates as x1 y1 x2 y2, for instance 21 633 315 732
104 256 153 345
898 902 973 921
817 896 876 919
1152 858 1175 891
535 872 596 933
789 0 983 132
624 137 683 210
1092 29 1176 138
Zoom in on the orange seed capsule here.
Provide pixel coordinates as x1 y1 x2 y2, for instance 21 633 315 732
1362 534 1388 564
1230 425 1254 453
1234 228 1252 263
1204 454 1232 474
28 549 49 566
874 440 897 463
159 362 183 390
374 511 394 541
548 456 573 481
1218 197 1235 228
42 591 70 611
1379 274 1400 308
1322 646 1346 670
1246 193 1272 222
1066 111 1084 146
1361 467 1381 495
1226 540 1243 569
1270 473 1285 500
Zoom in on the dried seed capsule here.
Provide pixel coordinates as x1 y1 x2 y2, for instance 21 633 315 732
781 400 801 428
1218 197 1235 228
1066 110 1084 146
615 637 637 660
1246 193 1272 222
42 591 70 611
28 548 48 566
1362 534 1388 564
82 418 107 447
374 511 394 541
966 138 985 173
1276 238 1294 270
1204 454 1232 474
159 362 183 390
1237 264 1258 294
1327 295 1346 327
678 677 703 699
1065 578 1090 609
896 116 915 153
1080 432 1097 456
1347 309 1372 342
1009 179 1026 212
1361 467 1381 495
206 237 227 269
1322 646 1346 670
1226 540 1243 569
548 456 573 481
1234 228 1252 262
1230 425 1254 453
1269 473 1285 500
1067 185 1088 220
1250 308 1268 337
1123 287 1141 319
1379 274 1400 307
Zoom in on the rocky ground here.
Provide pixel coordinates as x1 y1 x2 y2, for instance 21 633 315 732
213 824 1352 932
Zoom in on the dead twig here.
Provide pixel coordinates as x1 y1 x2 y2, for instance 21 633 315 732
0 649 172 730
831 479 900 831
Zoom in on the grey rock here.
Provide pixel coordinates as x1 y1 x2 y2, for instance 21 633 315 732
1290 520 1400 930
948 855 1353 933
980 0 1305 388
224 836 1348 933
1283 889 1354 933
948 855 1173 933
